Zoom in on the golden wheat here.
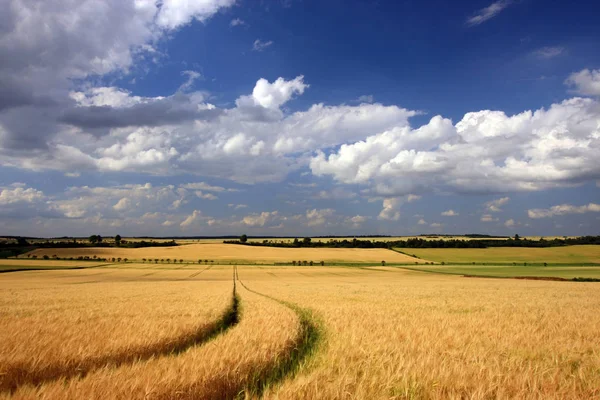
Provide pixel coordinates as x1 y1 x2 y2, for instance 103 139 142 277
242 266 600 399
7 272 300 399
0 271 231 392
23 243 420 264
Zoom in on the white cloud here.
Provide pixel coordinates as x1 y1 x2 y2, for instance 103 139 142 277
565 69 600 96
311 97 600 197
112 197 131 211
533 46 564 59
527 203 600 219
156 0 236 30
246 76 308 110
195 191 218 200
180 210 202 227
347 215 367 228
485 197 510 212
228 203 248 210
306 208 335 226
230 18 246 27
378 198 402 221
252 39 274 52
430 222 443 228
467 0 512 26
417 218 427 225
504 219 515 227
179 70 202 92
242 211 279 227
441 209 458 216
0 186 45 205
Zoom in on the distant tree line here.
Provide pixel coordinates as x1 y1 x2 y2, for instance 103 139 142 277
0 235 178 258
224 235 600 249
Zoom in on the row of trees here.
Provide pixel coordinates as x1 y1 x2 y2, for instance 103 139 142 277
226 235 600 249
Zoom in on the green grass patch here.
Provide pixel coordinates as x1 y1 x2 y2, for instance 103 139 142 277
400 264 600 280
397 245 600 264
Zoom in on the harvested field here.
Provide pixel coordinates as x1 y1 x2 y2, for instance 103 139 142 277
399 244 600 264
23 243 421 264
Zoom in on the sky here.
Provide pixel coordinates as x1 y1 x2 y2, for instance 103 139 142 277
0 0 599 237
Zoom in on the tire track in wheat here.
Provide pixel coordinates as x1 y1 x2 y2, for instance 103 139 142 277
235 265 324 398
0 281 240 394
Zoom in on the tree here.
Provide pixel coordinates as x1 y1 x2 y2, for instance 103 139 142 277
89 235 99 244
293 238 299 246
381 260 386 266
303 237 312 246
115 234 122 246
514 234 520 241
240 234 248 243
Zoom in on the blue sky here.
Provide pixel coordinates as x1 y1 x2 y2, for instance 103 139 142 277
0 0 599 237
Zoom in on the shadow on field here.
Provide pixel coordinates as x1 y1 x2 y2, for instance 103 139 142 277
0 287 240 394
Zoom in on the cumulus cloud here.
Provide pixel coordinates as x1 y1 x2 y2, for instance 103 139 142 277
347 215 368 228
242 211 279 227
311 97 600 197
0 186 45 205
467 0 512 26
485 197 510 212
112 197 132 211
417 218 427 225
244 76 308 110
156 0 236 30
378 198 402 221
180 210 202 227
252 39 273 52
504 218 515 227
441 209 458 216
195 191 218 200
306 208 335 226
566 69 600 96
527 203 600 219
0 0 232 149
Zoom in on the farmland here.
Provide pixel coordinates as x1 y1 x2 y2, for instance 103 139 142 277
1 245 600 398
400 245 600 264
22 243 421 265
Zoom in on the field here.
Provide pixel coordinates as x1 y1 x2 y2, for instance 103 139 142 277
404 264 600 279
2 245 600 398
400 245 600 264
22 243 421 264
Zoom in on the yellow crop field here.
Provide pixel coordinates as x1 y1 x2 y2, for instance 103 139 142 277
22 243 420 264
2 258 600 399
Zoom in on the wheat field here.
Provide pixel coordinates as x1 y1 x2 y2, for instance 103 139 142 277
23 243 421 264
2 260 600 399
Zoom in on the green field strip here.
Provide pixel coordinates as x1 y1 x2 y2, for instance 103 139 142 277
236 266 324 398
